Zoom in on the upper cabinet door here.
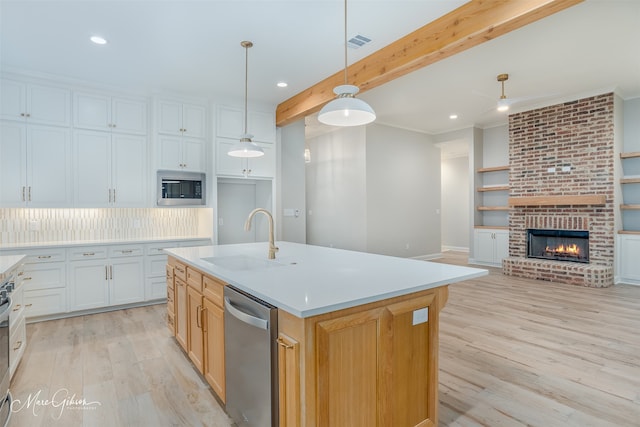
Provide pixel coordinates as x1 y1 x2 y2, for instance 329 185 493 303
1 79 71 127
158 100 183 136
182 104 206 139
112 133 147 206
73 129 111 207
28 84 71 127
112 97 147 135
27 125 72 207
75 92 147 134
0 122 27 207
158 100 206 138
248 111 276 143
74 92 111 131
216 106 243 139
0 80 26 122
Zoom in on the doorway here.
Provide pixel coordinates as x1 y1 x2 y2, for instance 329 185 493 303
217 178 272 244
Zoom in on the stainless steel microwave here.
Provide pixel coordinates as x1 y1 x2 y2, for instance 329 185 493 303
157 171 206 206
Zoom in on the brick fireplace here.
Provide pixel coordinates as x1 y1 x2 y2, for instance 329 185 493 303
502 93 615 287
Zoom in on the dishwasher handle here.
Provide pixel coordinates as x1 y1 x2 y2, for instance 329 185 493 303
224 296 268 330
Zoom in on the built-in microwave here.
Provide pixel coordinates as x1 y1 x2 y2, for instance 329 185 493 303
157 171 206 206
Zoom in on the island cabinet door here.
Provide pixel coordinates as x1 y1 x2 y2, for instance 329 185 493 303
174 276 188 351
187 286 204 373
203 297 225 402
314 292 439 427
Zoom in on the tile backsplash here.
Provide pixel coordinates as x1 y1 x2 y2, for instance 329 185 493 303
0 208 212 245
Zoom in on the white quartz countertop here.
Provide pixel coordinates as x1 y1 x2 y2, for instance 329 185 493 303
165 242 488 318
0 254 26 279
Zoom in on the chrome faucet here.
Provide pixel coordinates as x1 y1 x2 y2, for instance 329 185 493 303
244 208 279 259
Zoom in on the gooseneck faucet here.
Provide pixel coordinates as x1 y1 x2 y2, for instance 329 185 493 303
244 208 279 259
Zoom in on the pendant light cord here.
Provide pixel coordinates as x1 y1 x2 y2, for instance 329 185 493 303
343 0 348 85
244 43 249 135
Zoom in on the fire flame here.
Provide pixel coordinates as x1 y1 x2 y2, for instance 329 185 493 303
545 243 580 255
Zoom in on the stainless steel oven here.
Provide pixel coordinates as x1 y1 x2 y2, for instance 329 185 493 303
0 281 12 427
157 170 206 206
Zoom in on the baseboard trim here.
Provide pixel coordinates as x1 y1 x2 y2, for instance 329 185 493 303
26 299 166 324
442 246 469 253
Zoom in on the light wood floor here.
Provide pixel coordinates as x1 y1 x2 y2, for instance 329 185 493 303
9 252 640 426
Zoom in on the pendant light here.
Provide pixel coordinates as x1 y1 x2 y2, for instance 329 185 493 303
317 0 375 127
496 73 510 112
228 41 265 158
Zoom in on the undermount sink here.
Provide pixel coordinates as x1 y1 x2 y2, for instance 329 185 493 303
201 255 285 271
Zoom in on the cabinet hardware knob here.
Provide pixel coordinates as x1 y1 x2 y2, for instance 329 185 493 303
37 255 52 259
276 337 294 349
13 341 22 351
113 188 116 203
23 277 32 281
17 272 23 276
110 265 113 280
28 186 32 201
20 113 25 117
25 303 33 307
12 304 21 312
121 249 133 254
22 186 25 201
83 252 95 256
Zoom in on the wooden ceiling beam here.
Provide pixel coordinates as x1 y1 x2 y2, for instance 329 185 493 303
275 0 583 127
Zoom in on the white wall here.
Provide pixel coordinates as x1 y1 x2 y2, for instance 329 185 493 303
305 127 367 251
482 125 509 167
278 121 306 243
366 124 440 257
441 155 469 251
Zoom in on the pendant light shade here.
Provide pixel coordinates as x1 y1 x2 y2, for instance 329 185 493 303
228 41 265 158
318 0 375 127
318 85 376 127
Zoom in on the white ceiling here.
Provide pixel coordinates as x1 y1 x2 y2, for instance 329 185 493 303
2 0 639 137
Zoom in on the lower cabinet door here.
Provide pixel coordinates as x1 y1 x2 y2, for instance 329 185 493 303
110 257 144 305
187 286 204 373
175 277 188 351
69 260 109 311
203 297 225 402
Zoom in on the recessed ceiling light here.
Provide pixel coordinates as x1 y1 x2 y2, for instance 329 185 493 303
90 36 107 45
277 82 288 88
449 114 458 119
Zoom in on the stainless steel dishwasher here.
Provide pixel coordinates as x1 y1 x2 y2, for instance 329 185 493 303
224 285 278 427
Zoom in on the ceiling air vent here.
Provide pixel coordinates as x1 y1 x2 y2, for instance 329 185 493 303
347 34 372 49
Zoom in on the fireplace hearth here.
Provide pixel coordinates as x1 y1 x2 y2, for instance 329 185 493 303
527 229 589 264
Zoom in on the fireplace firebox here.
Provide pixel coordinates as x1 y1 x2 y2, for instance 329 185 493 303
527 229 589 263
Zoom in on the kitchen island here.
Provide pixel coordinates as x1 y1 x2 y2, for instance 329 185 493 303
165 242 487 427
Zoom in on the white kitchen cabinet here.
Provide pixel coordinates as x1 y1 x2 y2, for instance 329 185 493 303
618 234 640 284
473 228 509 267
9 262 26 378
0 122 72 207
158 100 206 138
216 105 275 143
16 248 68 319
74 91 147 135
73 130 147 207
216 138 275 178
157 135 205 172
1 79 71 127
68 245 144 311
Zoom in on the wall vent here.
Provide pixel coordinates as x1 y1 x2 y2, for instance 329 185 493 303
347 34 372 49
